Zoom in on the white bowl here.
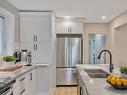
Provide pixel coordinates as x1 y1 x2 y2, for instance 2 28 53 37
3 61 15 67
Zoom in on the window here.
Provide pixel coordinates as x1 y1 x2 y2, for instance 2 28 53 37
0 16 4 55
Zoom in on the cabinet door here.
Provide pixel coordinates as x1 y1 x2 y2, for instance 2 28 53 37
56 22 69 34
35 43 52 63
20 43 37 63
36 66 50 92
30 69 37 95
20 16 36 42
13 74 27 95
25 73 32 95
20 16 36 43
37 16 51 42
71 22 83 34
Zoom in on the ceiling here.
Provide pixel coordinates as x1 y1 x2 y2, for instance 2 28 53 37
7 0 127 23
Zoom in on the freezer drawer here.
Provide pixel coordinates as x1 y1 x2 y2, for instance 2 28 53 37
56 68 77 86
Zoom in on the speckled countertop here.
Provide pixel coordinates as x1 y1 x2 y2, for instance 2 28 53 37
0 63 49 79
77 64 127 95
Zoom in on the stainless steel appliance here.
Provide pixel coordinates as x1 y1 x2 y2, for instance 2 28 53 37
21 50 32 65
0 77 15 95
56 34 83 86
13 50 21 62
14 50 32 65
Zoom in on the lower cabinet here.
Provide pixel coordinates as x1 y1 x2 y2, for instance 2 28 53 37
13 68 36 95
36 65 50 93
77 72 88 95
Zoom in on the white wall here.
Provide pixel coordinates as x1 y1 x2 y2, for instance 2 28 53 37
0 0 20 49
114 24 127 67
0 7 15 55
83 23 110 64
109 11 127 67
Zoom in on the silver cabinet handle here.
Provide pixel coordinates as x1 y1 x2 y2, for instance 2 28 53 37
20 77 25 81
70 27 71 32
36 35 37 41
36 44 37 50
30 73 32 80
33 35 35 42
20 89 26 94
68 27 71 32
33 44 35 50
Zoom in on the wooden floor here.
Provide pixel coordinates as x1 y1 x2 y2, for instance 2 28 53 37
52 87 77 95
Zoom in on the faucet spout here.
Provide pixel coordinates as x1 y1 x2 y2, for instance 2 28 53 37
97 50 114 73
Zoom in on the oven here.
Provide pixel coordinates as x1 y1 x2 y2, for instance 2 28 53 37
0 84 13 95
0 79 15 95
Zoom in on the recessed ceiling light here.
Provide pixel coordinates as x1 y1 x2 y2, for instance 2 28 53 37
101 16 106 19
65 16 71 19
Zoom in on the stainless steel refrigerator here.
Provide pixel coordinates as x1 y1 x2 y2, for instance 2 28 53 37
56 34 83 86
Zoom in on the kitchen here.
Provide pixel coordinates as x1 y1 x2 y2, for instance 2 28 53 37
0 0 127 95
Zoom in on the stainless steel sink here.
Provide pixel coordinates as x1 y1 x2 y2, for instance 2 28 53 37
84 69 110 78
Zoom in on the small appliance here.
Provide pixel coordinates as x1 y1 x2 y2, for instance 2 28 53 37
14 49 32 65
21 50 32 66
13 50 21 62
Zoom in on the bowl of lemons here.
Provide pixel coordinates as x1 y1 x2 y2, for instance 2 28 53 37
106 75 127 89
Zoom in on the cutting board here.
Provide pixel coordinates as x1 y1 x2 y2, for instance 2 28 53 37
0 64 23 72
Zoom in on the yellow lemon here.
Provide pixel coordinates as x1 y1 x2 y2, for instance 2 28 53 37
111 77 116 85
106 75 112 82
123 79 127 86
116 79 122 86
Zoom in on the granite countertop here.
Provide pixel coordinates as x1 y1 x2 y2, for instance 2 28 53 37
0 63 49 79
77 64 127 95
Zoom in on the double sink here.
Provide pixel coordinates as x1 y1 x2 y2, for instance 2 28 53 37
84 69 110 78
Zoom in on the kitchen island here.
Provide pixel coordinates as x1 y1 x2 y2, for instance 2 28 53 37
77 64 127 95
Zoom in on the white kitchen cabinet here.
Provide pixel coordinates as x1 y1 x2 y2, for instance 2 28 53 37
77 72 88 95
19 12 56 94
71 22 83 33
20 12 53 64
37 16 51 43
27 68 37 95
30 68 37 95
20 16 36 43
13 74 27 95
35 43 52 63
56 22 69 33
56 21 84 34
20 43 52 64
20 12 52 43
13 68 36 95
36 65 50 92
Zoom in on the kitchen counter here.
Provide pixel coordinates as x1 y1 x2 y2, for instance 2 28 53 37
0 63 49 79
77 64 127 95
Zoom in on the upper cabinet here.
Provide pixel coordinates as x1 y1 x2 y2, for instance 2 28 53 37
56 21 84 34
20 12 52 43
19 12 54 64
37 16 51 43
20 16 36 43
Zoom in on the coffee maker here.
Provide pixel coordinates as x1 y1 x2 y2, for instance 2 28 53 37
14 49 32 66
21 50 32 66
13 50 21 62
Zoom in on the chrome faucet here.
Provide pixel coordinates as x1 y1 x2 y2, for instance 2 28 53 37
97 50 114 73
